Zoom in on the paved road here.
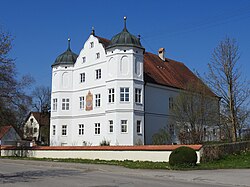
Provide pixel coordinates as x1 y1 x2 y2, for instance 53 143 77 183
0 159 249 187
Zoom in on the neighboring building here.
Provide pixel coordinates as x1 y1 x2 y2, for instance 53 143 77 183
0 125 21 145
23 112 50 145
50 18 218 146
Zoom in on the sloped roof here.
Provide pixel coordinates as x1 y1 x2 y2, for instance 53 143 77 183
0 126 12 139
30 112 50 126
96 36 110 48
143 52 216 96
95 36 215 97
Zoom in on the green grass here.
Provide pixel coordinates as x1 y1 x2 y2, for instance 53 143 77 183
1 151 250 170
197 151 250 170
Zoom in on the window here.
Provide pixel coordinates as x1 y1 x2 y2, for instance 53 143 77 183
82 57 86 63
80 96 84 110
109 120 113 133
95 69 101 79
53 98 57 111
95 123 100 134
96 52 100 59
108 88 115 103
62 98 69 110
62 125 67 136
79 124 84 135
121 120 127 133
90 42 94 48
95 94 101 107
135 88 142 104
52 125 56 136
136 120 141 134
120 88 129 102
34 128 38 133
169 97 174 110
80 73 85 83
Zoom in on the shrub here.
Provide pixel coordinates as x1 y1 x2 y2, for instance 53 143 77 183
99 139 110 146
169 146 197 167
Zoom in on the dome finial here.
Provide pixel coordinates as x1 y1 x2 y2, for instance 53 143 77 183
91 26 95 36
123 16 127 31
67 38 71 50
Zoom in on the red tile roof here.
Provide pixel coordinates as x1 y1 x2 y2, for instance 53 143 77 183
96 36 110 48
144 52 216 96
0 126 12 139
96 36 216 97
2 144 203 151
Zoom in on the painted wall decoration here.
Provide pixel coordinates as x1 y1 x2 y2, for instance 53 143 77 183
86 91 93 111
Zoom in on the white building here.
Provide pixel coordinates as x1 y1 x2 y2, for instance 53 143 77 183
50 18 217 146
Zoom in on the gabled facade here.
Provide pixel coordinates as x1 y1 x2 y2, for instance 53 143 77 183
23 112 50 145
50 18 219 146
0 125 21 145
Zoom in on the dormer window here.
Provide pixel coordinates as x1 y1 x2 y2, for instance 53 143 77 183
90 42 94 48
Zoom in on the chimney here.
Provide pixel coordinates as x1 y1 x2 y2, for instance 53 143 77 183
158 48 165 61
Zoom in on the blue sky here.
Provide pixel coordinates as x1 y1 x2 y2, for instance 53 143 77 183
1 0 250 89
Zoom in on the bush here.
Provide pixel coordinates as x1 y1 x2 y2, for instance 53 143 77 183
169 146 197 167
99 139 110 146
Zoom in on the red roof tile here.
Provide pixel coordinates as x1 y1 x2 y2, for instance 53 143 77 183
96 36 216 97
96 36 110 48
2 145 203 151
144 52 216 96
0 126 12 139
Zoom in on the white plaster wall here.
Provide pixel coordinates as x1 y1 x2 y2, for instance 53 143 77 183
1 149 201 163
23 114 40 140
50 34 145 146
144 84 179 144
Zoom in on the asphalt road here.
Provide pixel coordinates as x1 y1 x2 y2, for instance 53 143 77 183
0 159 249 187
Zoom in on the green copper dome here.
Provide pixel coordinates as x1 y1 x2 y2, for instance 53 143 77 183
107 17 144 50
52 39 78 67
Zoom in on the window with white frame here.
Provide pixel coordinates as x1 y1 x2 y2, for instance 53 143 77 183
109 120 113 133
95 94 101 107
135 88 142 104
79 124 84 135
95 123 100 134
108 88 115 103
169 97 174 110
80 96 84 110
90 42 94 48
62 98 69 110
82 57 86 63
80 73 85 83
52 125 56 136
121 120 128 133
136 120 142 134
52 98 57 111
96 52 100 59
95 69 101 79
62 125 67 136
120 88 129 102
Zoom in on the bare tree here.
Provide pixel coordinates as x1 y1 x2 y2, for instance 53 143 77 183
32 85 51 112
170 82 220 144
0 27 33 128
206 37 250 142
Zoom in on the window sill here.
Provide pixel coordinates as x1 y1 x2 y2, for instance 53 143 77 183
135 103 143 106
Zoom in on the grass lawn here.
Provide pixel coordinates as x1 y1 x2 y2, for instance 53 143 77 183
1 151 250 170
197 151 250 169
